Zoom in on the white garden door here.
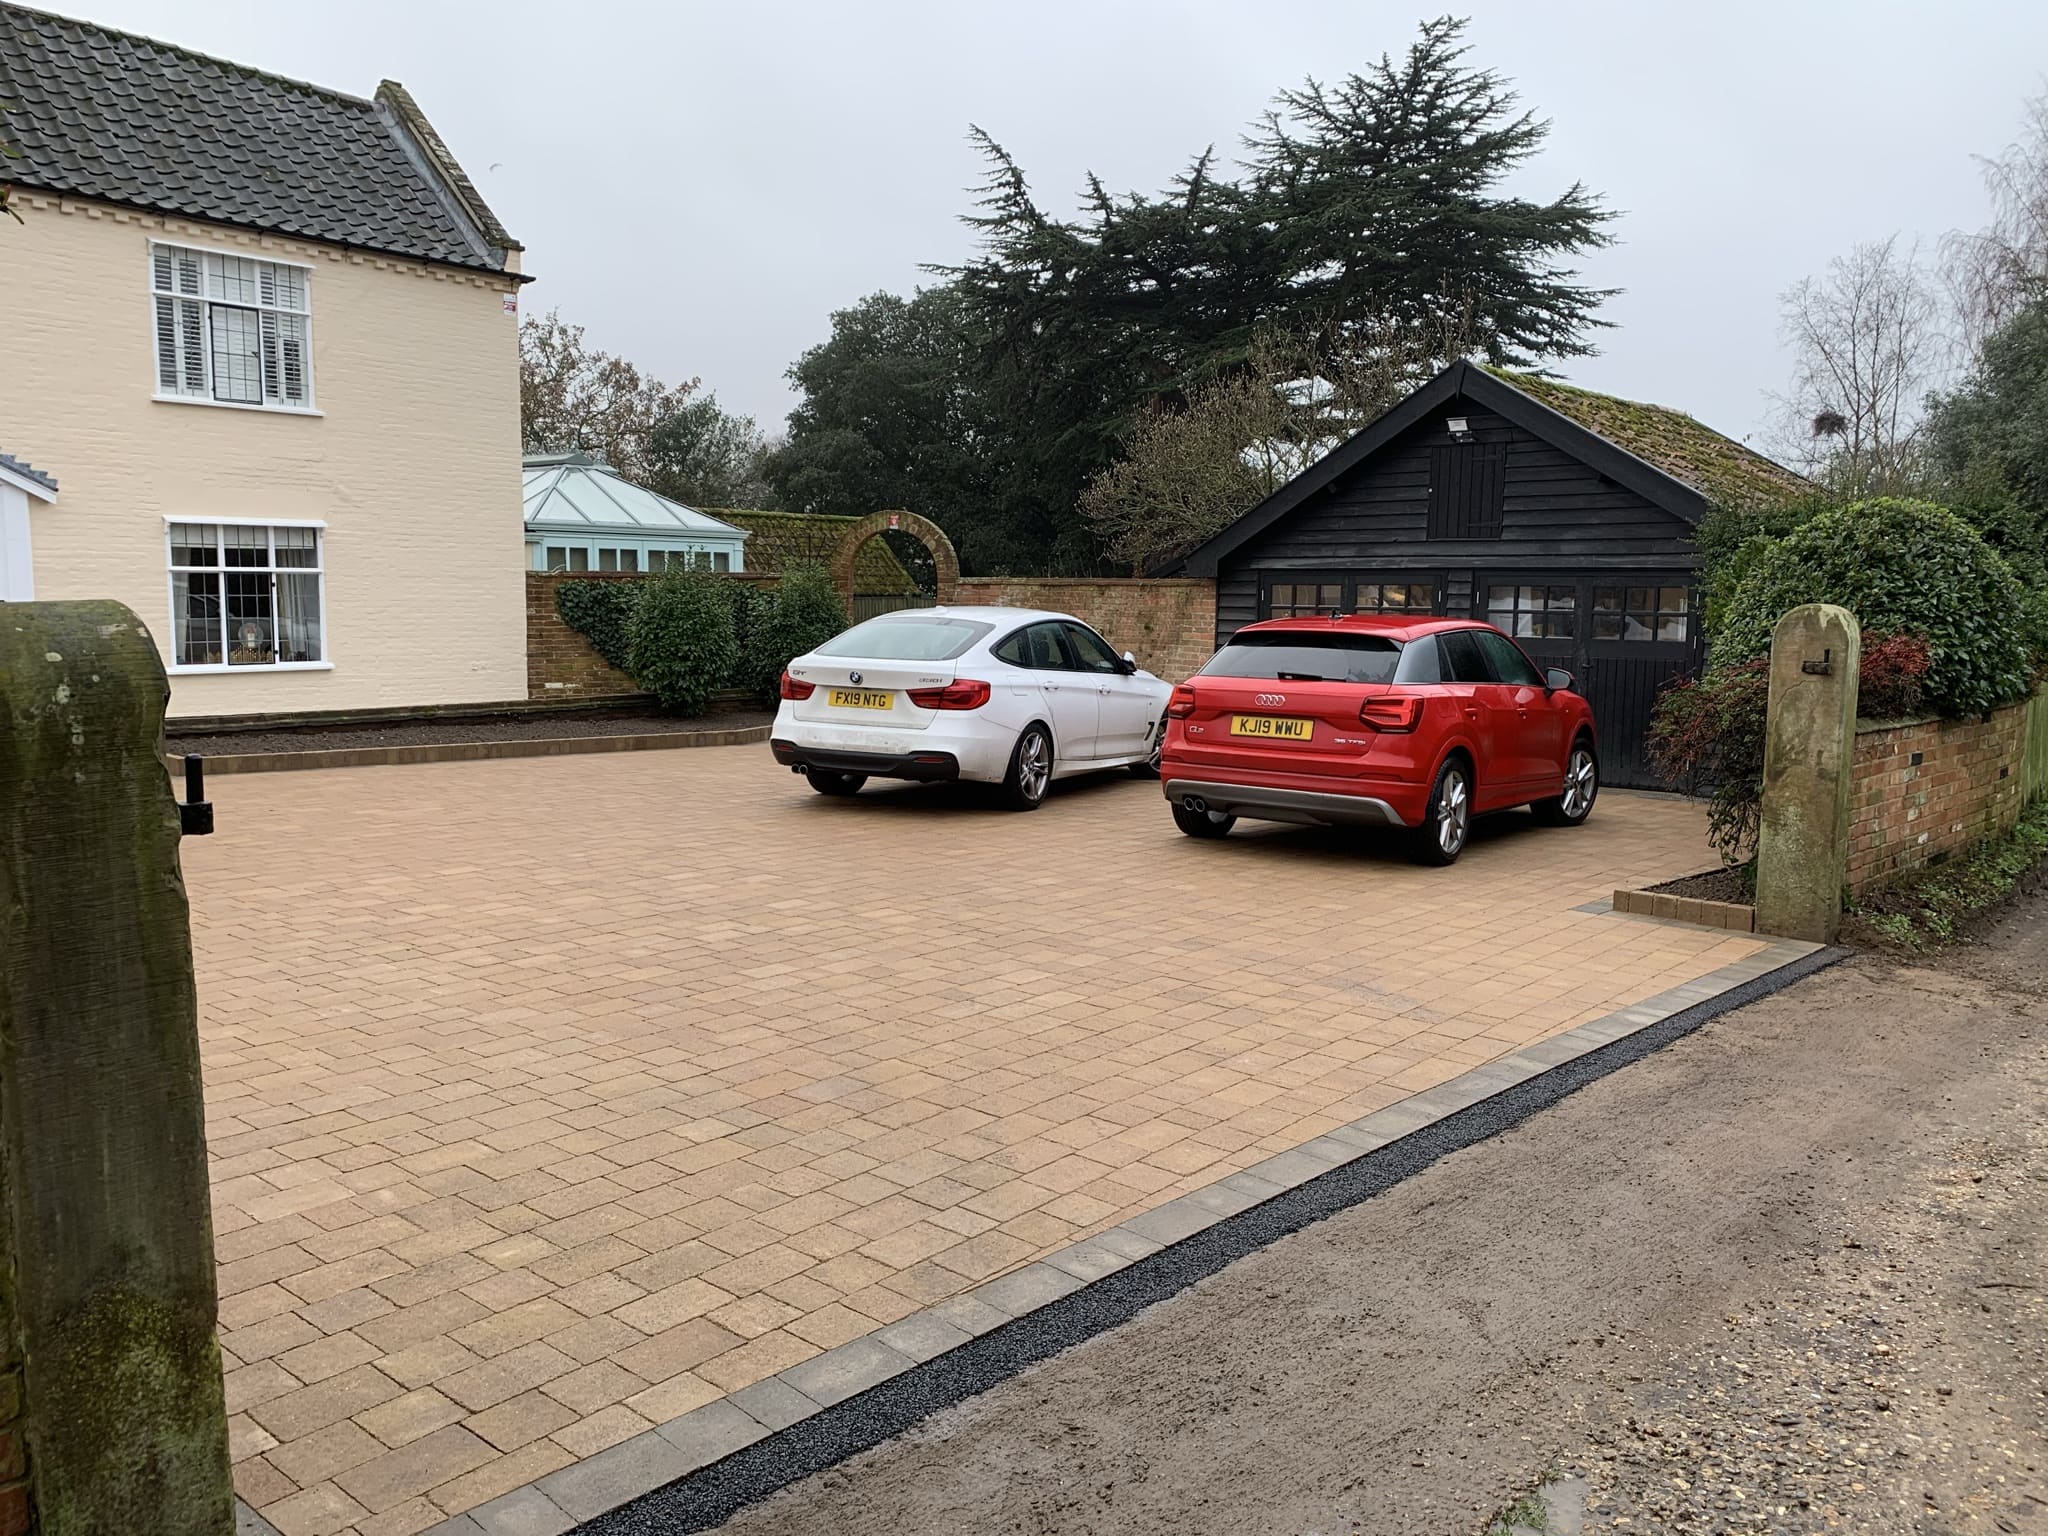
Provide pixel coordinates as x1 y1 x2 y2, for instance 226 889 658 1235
0 485 34 601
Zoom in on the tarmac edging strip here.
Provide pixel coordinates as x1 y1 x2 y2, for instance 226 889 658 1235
411 936 1843 1536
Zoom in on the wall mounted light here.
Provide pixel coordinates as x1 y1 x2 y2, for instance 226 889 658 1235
1446 416 1471 441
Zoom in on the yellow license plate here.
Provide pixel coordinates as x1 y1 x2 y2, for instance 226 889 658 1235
1230 714 1312 740
828 688 894 710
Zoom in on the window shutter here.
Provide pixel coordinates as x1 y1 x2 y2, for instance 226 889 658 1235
152 247 208 396
177 300 206 393
154 296 180 392
255 264 308 404
259 311 279 401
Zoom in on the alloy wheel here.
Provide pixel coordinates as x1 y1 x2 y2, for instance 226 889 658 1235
1562 747 1597 819
1018 731 1050 801
1438 768 1470 856
1147 718 1165 772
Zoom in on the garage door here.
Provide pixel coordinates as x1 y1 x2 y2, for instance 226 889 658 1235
1479 575 1698 791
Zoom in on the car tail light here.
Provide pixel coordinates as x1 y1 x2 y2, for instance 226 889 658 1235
907 678 991 710
1359 695 1423 732
779 670 815 701
1166 683 1198 719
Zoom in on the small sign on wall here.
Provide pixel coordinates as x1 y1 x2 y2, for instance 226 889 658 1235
503 293 518 316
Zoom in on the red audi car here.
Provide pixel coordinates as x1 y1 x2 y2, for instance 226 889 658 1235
1160 615 1598 865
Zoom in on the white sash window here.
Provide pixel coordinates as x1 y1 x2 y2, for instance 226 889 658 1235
151 244 314 410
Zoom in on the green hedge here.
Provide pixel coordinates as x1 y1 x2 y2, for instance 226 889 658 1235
555 569 855 711
554 582 639 672
1712 498 2035 717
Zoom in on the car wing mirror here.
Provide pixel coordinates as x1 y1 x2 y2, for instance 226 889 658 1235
1545 667 1575 693
1120 651 1139 675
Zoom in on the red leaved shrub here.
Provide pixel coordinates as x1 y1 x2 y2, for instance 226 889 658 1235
1857 632 1933 719
1648 630 1934 864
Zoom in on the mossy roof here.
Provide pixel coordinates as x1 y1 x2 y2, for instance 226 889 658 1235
710 510 919 592
1487 369 1811 511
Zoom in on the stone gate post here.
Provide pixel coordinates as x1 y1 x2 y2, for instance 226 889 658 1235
1754 603 1862 943
0 601 233 1534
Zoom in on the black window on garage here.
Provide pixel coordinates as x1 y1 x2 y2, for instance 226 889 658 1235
1263 579 1346 618
1352 578 1442 614
1484 583 1579 640
1591 583 1691 645
1427 442 1506 539
1260 573 1444 619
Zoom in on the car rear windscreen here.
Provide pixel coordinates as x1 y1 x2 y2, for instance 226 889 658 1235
1200 632 1404 684
812 615 996 662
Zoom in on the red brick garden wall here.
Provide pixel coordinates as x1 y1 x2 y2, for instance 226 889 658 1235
1847 699 2034 892
951 578 1218 682
531 573 1221 698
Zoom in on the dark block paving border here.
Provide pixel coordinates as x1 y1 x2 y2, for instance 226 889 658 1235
407 936 1840 1536
167 725 771 778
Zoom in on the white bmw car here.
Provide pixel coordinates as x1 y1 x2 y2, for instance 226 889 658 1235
769 606 1176 810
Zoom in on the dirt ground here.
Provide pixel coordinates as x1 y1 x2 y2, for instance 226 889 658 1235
714 897 2048 1536
168 706 772 756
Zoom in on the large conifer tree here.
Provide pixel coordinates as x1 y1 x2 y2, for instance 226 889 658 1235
771 16 1617 573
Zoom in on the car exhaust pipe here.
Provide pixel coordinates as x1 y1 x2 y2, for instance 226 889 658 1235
1183 795 1208 815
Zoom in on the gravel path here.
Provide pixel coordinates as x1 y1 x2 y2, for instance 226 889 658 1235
708 899 2048 1536
168 707 773 756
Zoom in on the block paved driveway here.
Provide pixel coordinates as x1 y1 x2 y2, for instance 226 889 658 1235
181 746 1769 1535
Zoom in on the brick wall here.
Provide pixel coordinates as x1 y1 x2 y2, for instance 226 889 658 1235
525 570 777 700
951 578 1218 681
1847 695 2038 891
532 573 1220 697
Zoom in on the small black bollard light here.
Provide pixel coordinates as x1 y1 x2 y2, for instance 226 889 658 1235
178 752 214 836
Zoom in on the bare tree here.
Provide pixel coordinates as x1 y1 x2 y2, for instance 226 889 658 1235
1081 312 1475 573
1943 86 2048 359
519 310 698 482
1079 365 1313 575
1772 237 1944 495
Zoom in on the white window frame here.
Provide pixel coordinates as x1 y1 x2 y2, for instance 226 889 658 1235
163 516 333 675
149 240 322 416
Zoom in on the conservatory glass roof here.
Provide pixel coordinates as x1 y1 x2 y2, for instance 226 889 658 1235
522 452 749 540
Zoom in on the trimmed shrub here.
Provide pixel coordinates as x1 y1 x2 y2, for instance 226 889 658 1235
1712 498 2034 717
740 563 851 703
555 581 640 671
627 569 737 715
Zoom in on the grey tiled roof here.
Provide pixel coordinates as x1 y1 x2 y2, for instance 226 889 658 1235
0 3 517 272
0 451 56 492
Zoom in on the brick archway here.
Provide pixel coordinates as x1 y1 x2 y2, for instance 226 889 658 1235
829 509 960 607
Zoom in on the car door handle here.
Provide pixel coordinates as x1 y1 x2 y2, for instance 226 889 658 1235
1463 706 1480 721
1518 707 1530 719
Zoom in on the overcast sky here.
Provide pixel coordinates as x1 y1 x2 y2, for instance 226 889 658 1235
74 0 2048 447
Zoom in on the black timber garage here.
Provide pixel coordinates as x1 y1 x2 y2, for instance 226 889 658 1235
1163 361 1811 789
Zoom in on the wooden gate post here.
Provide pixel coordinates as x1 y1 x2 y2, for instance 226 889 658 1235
1755 603 1861 943
0 601 234 1534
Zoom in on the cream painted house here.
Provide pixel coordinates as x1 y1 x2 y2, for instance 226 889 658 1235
0 5 529 717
